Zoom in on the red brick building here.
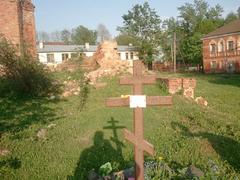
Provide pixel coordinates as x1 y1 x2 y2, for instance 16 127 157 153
202 20 240 73
0 0 36 55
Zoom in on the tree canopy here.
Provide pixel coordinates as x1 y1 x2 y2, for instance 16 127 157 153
118 2 162 65
71 26 97 45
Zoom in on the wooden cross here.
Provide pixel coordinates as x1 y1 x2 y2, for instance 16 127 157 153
105 61 172 180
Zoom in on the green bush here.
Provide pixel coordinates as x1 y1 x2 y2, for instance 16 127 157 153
0 37 60 97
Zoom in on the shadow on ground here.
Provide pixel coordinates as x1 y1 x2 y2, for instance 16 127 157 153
0 95 62 136
208 74 240 88
69 117 127 179
172 122 240 172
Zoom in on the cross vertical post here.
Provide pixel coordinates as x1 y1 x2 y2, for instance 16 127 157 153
105 61 172 180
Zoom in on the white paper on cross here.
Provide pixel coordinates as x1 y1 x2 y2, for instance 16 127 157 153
130 95 146 108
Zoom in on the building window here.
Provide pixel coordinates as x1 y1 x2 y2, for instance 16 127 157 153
130 52 134 60
219 42 224 52
228 41 234 51
118 53 121 58
71 53 78 58
210 61 217 70
210 44 217 53
62 53 69 61
47 54 54 63
126 53 129 60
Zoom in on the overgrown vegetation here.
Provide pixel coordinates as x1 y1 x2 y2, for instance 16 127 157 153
0 72 240 179
0 37 60 97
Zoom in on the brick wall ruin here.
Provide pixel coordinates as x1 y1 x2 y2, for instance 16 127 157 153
158 77 196 99
0 0 36 55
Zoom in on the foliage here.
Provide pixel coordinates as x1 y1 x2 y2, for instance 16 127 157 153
97 24 111 43
61 29 72 44
178 0 223 34
65 57 90 111
115 33 138 46
99 162 112 176
225 12 239 24
0 37 60 97
1 73 240 179
71 25 97 45
179 33 203 64
118 2 162 65
162 0 225 64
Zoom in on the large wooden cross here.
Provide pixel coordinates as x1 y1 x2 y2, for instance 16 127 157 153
105 61 172 180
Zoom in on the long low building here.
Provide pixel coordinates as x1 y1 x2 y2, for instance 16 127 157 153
37 42 139 64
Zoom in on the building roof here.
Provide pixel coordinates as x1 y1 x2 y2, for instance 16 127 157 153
37 44 137 53
203 19 240 39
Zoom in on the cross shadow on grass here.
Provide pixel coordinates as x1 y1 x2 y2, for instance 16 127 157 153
172 122 240 172
69 118 127 179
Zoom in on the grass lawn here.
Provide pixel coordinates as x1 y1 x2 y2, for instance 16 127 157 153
0 72 240 179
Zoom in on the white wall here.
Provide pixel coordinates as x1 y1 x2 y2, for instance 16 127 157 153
85 52 94 57
38 52 72 64
119 51 138 61
38 51 138 64
38 53 48 64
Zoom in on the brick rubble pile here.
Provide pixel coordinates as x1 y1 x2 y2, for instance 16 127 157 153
86 41 132 84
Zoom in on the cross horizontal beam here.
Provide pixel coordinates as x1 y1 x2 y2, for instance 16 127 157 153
120 75 156 85
124 129 154 156
105 96 172 107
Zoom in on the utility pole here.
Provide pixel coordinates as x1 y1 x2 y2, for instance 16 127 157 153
173 32 177 73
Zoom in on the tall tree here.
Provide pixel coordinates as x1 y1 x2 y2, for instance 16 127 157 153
178 0 223 34
115 34 138 46
97 24 111 43
61 29 72 44
177 0 224 64
118 2 162 65
71 25 97 45
225 12 239 24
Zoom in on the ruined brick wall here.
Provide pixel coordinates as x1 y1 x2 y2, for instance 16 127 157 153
0 0 36 55
0 0 21 47
21 0 36 55
158 77 196 99
202 34 240 73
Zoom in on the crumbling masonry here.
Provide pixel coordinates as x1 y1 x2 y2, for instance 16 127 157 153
0 0 36 55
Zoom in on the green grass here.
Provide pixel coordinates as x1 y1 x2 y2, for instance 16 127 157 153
0 72 240 179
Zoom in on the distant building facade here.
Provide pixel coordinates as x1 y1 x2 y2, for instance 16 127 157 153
0 0 36 55
37 42 139 64
202 20 240 73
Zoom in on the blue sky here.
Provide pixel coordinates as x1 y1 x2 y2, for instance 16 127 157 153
33 0 240 36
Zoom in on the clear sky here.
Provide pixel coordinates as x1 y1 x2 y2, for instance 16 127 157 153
33 0 240 37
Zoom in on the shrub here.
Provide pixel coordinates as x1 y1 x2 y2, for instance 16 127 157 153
0 37 60 97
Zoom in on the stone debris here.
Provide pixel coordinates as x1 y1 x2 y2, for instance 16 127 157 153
37 129 47 140
195 97 208 106
86 41 133 84
0 148 10 156
88 170 100 180
182 78 196 99
94 82 107 89
62 80 80 97
186 165 204 178
113 167 134 179
47 123 56 129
